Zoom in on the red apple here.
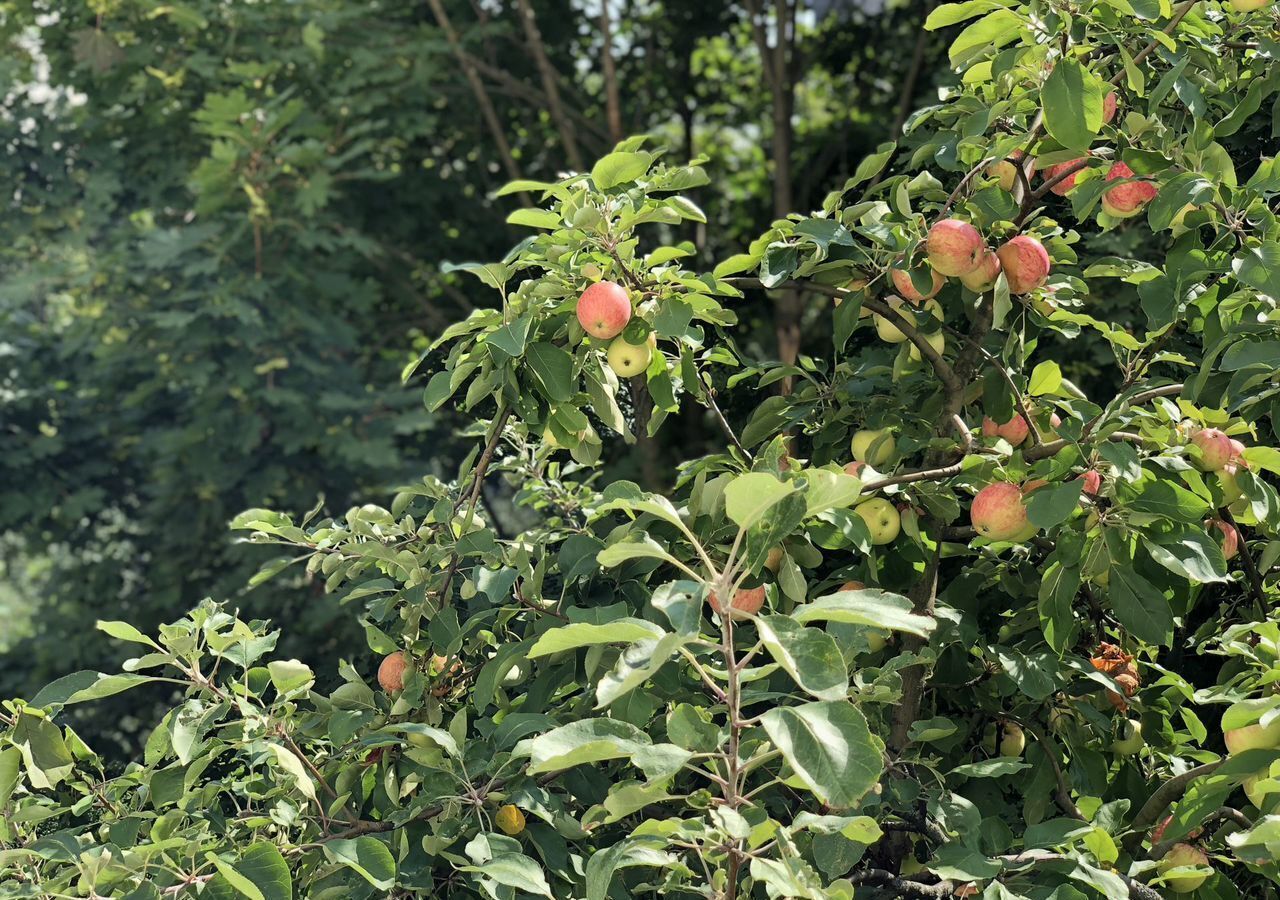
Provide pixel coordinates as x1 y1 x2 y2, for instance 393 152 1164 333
1042 158 1087 196
1207 518 1240 561
576 281 632 339
996 236 1051 294
1192 427 1235 471
844 461 868 478
378 651 410 693
1103 91 1119 125
1078 469 1102 496
890 265 944 303
708 585 766 620
971 483 1030 541
926 219 986 277
1101 162 1158 219
959 250 1002 292
982 414 1029 446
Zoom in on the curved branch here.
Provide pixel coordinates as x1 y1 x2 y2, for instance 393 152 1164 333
1125 761 1223 850
850 869 955 898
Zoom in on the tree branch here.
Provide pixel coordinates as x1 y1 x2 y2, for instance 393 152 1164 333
850 869 955 898
1220 506 1266 613
1125 761 1223 850
514 0 585 171
598 0 625 144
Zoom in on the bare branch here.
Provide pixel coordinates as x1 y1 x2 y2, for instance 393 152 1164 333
515 0 585 171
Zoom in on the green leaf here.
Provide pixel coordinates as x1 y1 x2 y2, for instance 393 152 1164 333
596 536 682 569
463 852 554 898
1147 173 1214 231
505 208 560 229
267 743 318 804
528 619 666 658
724 472 798 530
1028 361 1063 396
792 588 935 637
1108 568 1173 646
321 837 396 891
0 748 20 810
925 0 993 29
591 151 658 190
949 9 1022 68
1038 561 1080 654
950 758 1031 777
521 719 692 780
206 853 266 900
584 837 676 900
96 621 161 648
756 615 849 701
383 724 460 756
759 701 883 808
1026 481 1083 529
11 714 74 790
218 844 291 900
1042 58 1105 151
267 660 314 696
28 671 153 708
1146 531 1229 584
1233 242 1280 298
596 633 687 708
802 470 862 517
525 342 575 402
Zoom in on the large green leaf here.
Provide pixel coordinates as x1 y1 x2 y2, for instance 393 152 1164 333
1042 59 1105 150
521 719 692 780
591 151 658 189
724 472 797 530
1233 242 1280 298
759 702 882 808
321 837 396 891
793 588 935 637
525 342 575 402
595 633 687 708
1108 568 1173 646
462 851 554 898
755 615 848 701
528 619 666 658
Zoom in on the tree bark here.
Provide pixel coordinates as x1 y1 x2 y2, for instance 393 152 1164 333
514 0 585 171
599 0 625 143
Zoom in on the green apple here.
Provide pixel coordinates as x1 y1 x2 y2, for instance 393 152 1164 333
851 429 895 467
865 630 887 653
1243 760 1280 809
907 330 945 362
999 723 1026 758
1156 843 1210 894
1113 719 1144 755
854 497 901 545
606 333 655 377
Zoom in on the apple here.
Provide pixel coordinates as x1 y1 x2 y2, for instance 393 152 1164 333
708 585 767 620
1113 719 1144 755
1078 469 1103 496
1042 157 1087 195
576 281 632 339
971 482 1030 541
926 219 986 276
996 235 1051 294
855 497 901 545
851 428 895 466
982 413 1029 446
764 546 784 573
1229 0 1270 11
959 251 1001 291
495 804 527 836
1224 717 1280 754
1243 761 1280 809
1000 723 1026 757
875 297 943 343
890 265 944 303
1156 843 1211 894
1191 427 1235 470
1228 438 1246 463
1101 162 1158 219
1103 90 1119 125
865 629 887 653
843 461 868 478
606 333 655 377
986 149 1026 192
1207 518 1240 561
907 330 945 362
377 651 410 693
1218 465 1244 504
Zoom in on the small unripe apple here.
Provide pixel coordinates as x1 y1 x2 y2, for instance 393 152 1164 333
606 333 655 377
999 723 1025 758
851 428 894 466
1207 518 1240 561
959 250 1001 291
576 281 632 339
926 219 986 277
1224 717 1280 754
981 414 1029 446
874 296 941 343
495 804 526 836
1042 158 1087 195
854 497 901 545
907 330 945 362
377 651 410 693
971 482 1029 541
865 630 887 653
1102 90 1119 124
996 236 1050 294
1157 843 1210 894
1101 162 1158 219
1113 719 1144 755
708 585 767 620
890 266 944 303
1191 427 1234 470
1228 0 1270 11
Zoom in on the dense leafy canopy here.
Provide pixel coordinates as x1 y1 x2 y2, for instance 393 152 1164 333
4 0 1280 898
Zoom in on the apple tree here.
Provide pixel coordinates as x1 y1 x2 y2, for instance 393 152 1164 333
3 0 1280 897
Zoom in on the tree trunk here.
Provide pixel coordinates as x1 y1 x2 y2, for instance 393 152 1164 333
599 0 624 144
514 0 585 171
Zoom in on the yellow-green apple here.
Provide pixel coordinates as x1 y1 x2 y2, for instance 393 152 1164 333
708 585 767 620
908 330 946 362
1207 518 1240 561
851 429 895 466
1101 162 1159 218
377 651 410 693
1078 469 1103 496
926 219 986 276
959 251 1001 291
1156 844 1211 894
986 149 1027 191
606 333 655 376
764 546 784 573
576 281 632 339
1042 158 1087 195
1103 90 1119 124
1000 723 1026 757
1224 716 1280 754
855 497 901 545
982 414 1029 446
1191 427 1234 470
875 297 943 343
1113 719 1144 755
890 265 944 303
971 482 1030 541
1229 0 1271 10
996 235 1051 294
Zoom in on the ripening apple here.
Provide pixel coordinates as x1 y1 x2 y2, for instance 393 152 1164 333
576 281 632 339
851 428 895 466
843 460 867 478
1224 716 1280 754
1191 427 1235 471
875 296 943 343
1077 469 1103 496
995 235 1051 294
708 585 767 620
1041 157 1087 195
1000 723 1026 757
764 546 784 573
1228 0 1271 11
606 332 655 377
986 149 1026 192
1229 438 1246 463
1102 90 1119 124
1113 719 1144 755
1101 162 1159 219
890 265 944 303
855 497 901 545
959 251 1001 292
982 413 1030 446
1207 517 1240 561
377 651 410 693
926 219 986 276
908 330 946 362
1156 843 1211 894
971 482 1030 541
